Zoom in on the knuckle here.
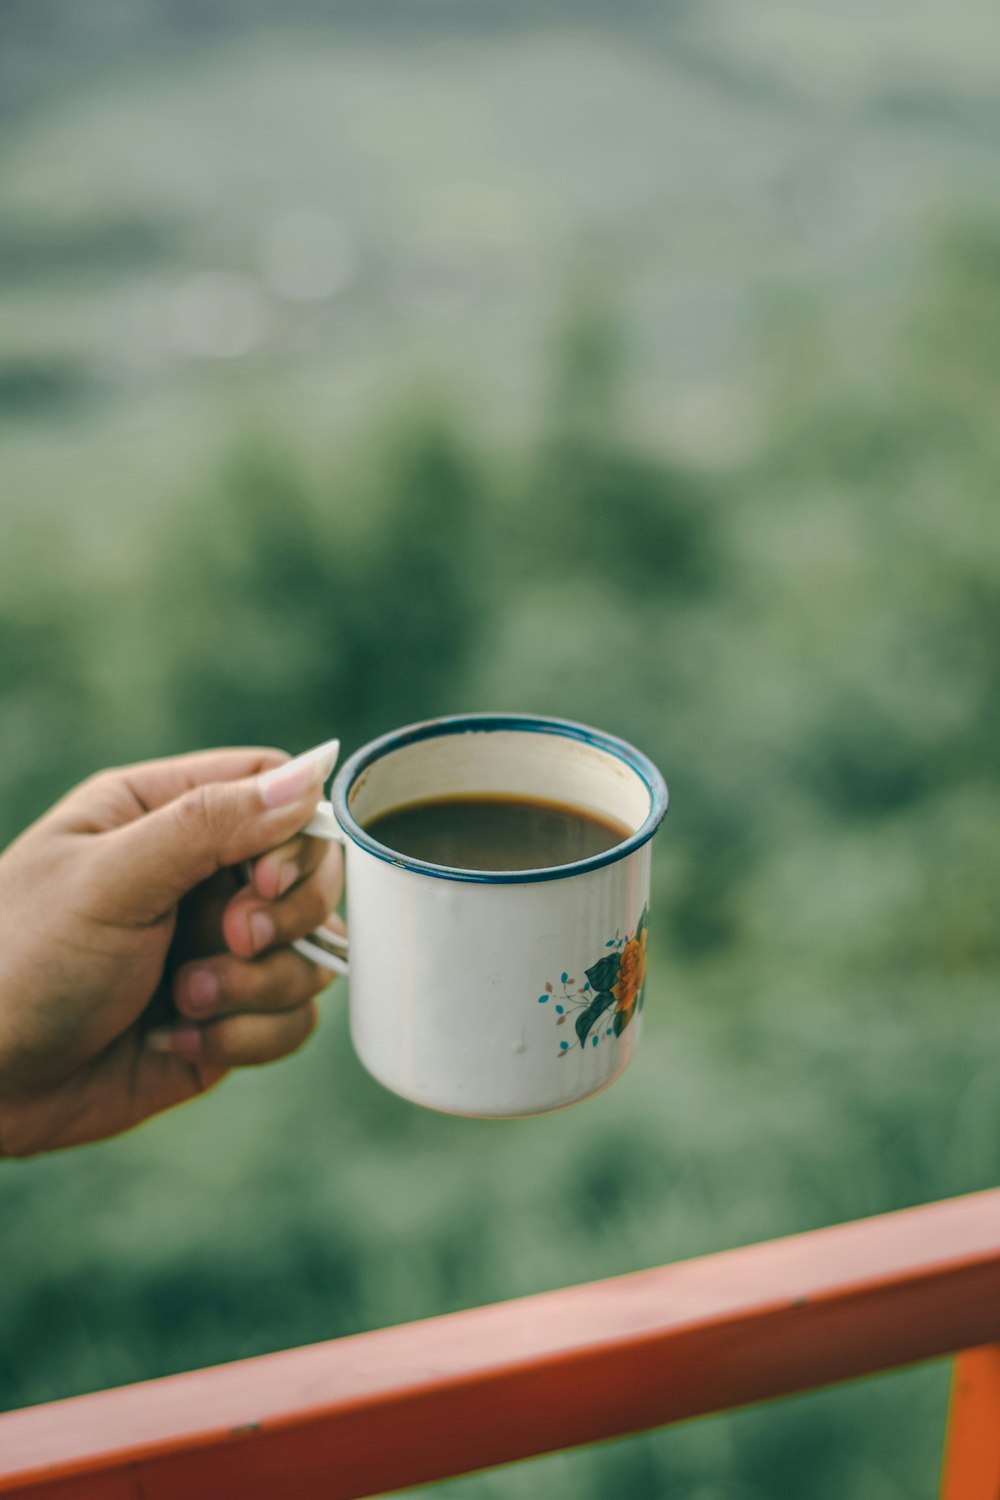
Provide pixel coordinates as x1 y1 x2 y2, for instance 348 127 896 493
204 998 318 1068
265 1004 318 1064
314 876 341 918
224 954 322 1013
251 956 311 1010
279 955 318 1002
297 834 325 871
222 961 260 1007
303 882 335 928
282 886 326 937
61 768 126 823
177 783 236 846
77 768 116 797
203 1018 249 1066
173 785 211 838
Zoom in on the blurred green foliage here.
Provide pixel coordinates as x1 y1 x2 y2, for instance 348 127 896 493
2 240 999 1498
1 11 999 1499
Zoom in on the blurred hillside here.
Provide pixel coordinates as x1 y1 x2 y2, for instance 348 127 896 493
0 7 998 1500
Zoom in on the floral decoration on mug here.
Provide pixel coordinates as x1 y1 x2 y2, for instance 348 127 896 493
537 907 648 1055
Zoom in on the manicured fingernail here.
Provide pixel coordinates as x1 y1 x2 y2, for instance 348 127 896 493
258 739 340 809
276 861 298 897
186 968 219 1015
249 910 275 953
146 1024 203 1058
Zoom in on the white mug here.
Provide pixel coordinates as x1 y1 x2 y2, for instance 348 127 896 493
295 714 668 1117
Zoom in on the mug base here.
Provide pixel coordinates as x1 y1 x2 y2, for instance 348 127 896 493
355 1048 635 1120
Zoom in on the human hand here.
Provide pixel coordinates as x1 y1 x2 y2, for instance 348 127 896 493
0 743 343 1157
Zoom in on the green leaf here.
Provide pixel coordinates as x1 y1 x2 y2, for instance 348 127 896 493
585 953 620 992
636 907 647 939
613 1003 636 1038
575 992 615 1046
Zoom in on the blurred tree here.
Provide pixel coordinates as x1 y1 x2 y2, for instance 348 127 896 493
524 288 719 598
148 414 487 757
154 442 347 752
333 410 488 742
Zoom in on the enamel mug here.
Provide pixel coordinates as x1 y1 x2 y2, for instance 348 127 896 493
295 714 668 1117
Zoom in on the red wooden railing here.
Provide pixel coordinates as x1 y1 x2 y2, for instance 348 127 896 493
1 1188 998 1500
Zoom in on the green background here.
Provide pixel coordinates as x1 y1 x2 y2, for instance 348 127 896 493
1 5 998 1496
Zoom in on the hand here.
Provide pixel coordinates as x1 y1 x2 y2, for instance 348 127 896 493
0 743 343 1157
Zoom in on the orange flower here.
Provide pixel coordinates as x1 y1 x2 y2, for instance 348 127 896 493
612 930 647 1012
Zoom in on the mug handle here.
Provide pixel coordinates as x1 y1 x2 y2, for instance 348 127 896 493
241 800 349 978
291 800 350 977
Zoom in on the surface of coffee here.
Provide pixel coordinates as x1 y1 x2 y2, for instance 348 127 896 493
364 794 629 872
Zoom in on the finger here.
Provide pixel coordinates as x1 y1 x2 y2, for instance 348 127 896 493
91 739 340 923
59 748 288 829
173 946 334 1020
223 850 344 959
250 832 328 902
109 748 291 814
146 1000 319 1068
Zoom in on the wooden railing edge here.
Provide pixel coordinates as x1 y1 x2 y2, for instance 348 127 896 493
1 1188 999 1500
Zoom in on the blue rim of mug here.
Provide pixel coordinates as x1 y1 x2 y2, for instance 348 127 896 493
330 713 669 885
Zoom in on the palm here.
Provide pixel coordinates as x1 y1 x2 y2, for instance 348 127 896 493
15 871 238 1153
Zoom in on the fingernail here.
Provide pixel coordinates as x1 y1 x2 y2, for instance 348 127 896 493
249 910 275 953
186 969 219 1015
258 739 340 809
146 1024 203 1058
276 861 298 897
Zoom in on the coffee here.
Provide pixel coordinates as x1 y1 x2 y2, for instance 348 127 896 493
364 794 630 872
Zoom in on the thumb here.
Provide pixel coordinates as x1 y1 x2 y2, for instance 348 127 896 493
95 740 340 922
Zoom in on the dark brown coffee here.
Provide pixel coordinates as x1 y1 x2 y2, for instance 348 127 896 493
364 794 630 872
